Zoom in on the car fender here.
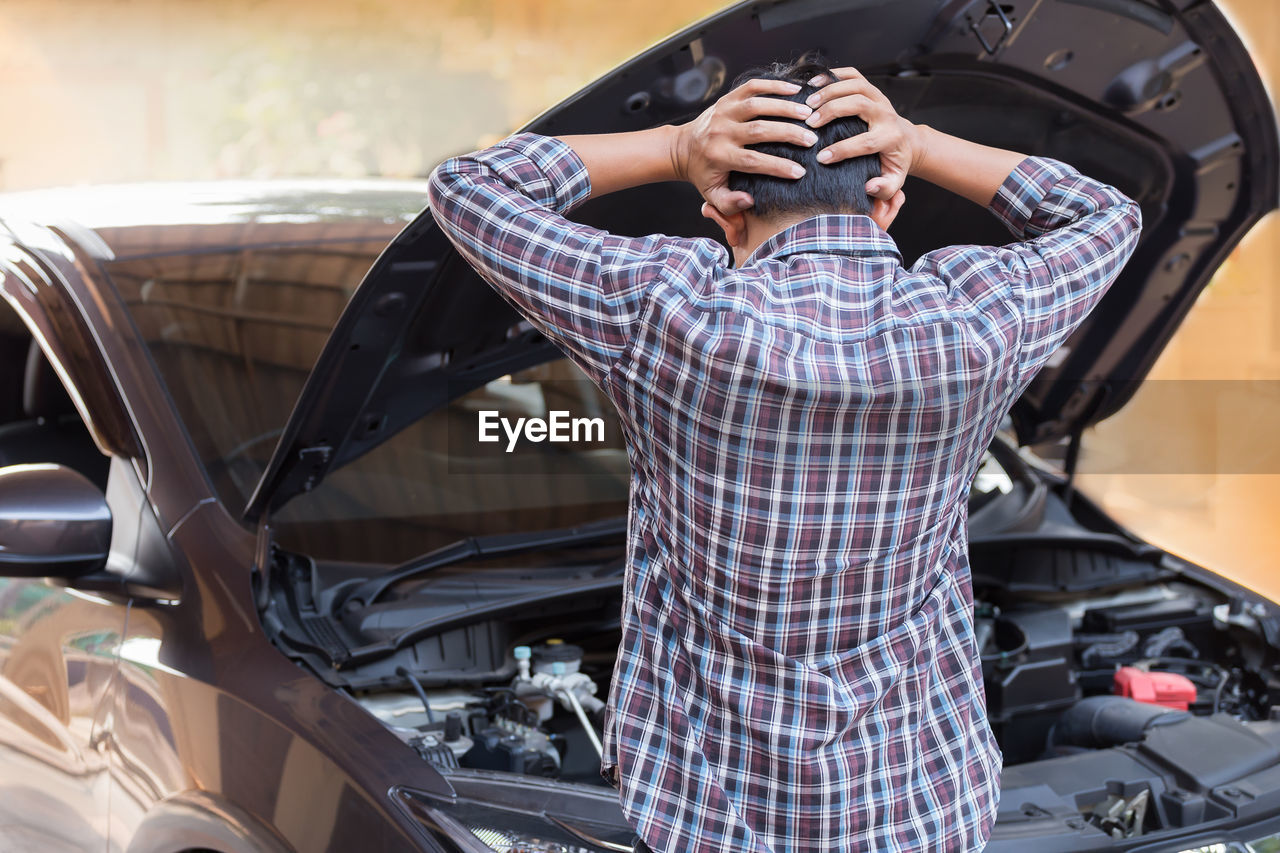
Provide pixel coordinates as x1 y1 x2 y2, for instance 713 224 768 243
124 790 294 853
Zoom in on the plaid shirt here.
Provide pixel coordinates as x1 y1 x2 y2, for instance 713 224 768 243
429 133 1140 852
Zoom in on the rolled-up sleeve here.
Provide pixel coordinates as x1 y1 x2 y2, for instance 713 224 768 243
428 132 710 384
988 157 1143 386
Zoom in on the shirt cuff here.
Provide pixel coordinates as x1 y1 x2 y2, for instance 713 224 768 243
988 156 1080 239
473 132 593 214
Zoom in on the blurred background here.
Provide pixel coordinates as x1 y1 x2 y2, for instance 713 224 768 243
0 0 1275 597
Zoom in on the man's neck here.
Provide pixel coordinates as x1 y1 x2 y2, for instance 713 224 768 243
733 211 817 267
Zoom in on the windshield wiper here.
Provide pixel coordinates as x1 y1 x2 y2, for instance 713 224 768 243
335 515 627 611
336 575 623 670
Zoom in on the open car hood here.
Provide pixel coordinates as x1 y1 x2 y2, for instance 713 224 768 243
245 0 1278 523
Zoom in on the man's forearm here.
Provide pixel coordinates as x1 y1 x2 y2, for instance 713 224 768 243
909 125 1026 209
560 76 812 211
557 126 684 199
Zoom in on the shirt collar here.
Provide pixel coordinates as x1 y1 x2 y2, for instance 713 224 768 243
746 214 902 265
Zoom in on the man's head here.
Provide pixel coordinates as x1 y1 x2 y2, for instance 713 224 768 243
727 57 881 220
699 55 902 264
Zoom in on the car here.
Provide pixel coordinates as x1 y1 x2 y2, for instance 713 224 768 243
1 0 1279 850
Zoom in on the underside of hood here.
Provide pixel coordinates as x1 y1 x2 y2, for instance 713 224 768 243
245 0 1279 523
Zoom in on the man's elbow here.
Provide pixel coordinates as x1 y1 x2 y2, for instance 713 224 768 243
1118 195 1143 256
1093 185 1142 261
426 157 464 216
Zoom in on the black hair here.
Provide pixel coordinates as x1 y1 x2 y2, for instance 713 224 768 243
727 55 881 218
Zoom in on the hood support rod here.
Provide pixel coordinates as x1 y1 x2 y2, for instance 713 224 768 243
1061 426 1083 510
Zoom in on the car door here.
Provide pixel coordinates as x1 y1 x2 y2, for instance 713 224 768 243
0 312 125 850
0 579 122 852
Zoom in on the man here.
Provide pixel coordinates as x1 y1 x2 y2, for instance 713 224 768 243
429 56 1140 852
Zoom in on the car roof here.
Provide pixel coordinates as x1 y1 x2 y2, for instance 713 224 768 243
0 179 431 260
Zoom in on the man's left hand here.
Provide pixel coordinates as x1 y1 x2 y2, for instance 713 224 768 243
671 78 816 216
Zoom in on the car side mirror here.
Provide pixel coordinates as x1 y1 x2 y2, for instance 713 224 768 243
0 463 112 578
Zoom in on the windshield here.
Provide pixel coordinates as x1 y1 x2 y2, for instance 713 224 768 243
104 236 630 564
273 362 631 563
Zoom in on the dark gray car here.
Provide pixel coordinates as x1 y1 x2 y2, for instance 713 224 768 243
1 1 1279 850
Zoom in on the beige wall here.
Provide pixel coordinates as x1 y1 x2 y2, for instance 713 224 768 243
0 0 1276 594
0 0 722 188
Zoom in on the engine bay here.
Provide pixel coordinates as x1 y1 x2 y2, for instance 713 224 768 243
976 584 1273 763
256 448 1280 844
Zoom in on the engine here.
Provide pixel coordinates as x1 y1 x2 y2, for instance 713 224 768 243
355 641 609 782
349 581 1275 786
978 584 1273 764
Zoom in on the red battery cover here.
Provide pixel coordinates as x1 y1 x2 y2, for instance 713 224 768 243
1113 666 1198 711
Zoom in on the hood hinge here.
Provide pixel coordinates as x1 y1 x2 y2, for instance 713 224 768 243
969 0 1014 56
